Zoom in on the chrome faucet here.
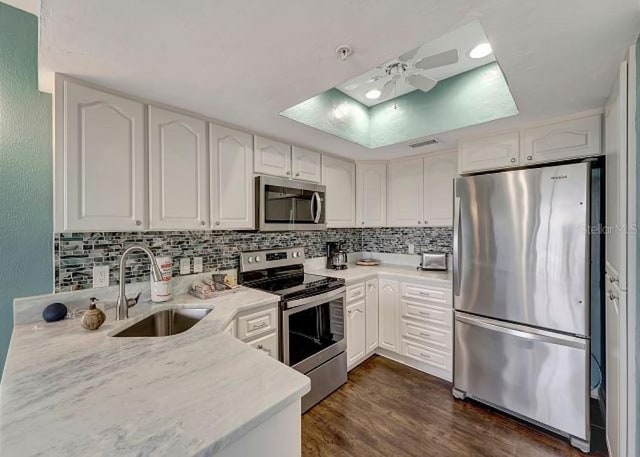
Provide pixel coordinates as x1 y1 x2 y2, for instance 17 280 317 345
115 245 163 320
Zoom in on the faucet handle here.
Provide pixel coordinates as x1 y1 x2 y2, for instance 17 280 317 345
127 291 142 308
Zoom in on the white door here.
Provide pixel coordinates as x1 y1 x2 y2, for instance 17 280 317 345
209 124 254 230
606 279 627 457
254 135 291 178
458 131 520 174
322 156 356 227
365 279 379 354
291 146 321 182
347 299 366 369
356 162 387 227
378 278 400 353
55 78 146 231
605 61 628 290
388 157 424 227
148 106 208 230
423 152 457 226
522 114 602 165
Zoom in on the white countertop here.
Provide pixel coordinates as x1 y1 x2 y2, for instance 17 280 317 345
0 287 310 457
307 263 453 286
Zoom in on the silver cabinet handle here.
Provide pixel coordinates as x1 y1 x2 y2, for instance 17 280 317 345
419 332 431 338
510 158 516 163
251 322 268 330
286 170 291 175
419 311 430 317
257 344 263 349
200 221 205 226
419 352 431 359
424 221 428 225
527 156 533 160
135 220 142 226
295 172 300 177
418 220 422 224
215 221 221 226
609 276 619 284
362 221 365 225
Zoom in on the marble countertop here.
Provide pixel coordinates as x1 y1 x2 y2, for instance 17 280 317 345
1 287 310 457
307 263 453 286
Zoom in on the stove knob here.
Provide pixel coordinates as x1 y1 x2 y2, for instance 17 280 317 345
247 256 254 263
255 256 261 262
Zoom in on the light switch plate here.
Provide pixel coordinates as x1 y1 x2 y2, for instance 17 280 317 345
407 243 415 255
180 258 191 275
93 265 110 288
193 257 203 273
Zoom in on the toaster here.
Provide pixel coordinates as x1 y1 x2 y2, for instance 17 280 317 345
418 252 448 271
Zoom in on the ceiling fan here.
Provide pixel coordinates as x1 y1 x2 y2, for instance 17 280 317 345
349 48 460 100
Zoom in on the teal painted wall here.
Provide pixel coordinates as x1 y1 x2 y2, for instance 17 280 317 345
369 63 518 147
281 62 518 148
0 3 53 377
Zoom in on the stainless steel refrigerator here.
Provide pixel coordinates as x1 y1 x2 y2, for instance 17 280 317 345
452 162 592 453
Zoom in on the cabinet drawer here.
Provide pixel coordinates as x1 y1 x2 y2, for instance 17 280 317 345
346 283 365 303
249 332 278 359
237 307 278 340
401 300 452 328
402 338 451 371
401 319 451 353
401 282 451 306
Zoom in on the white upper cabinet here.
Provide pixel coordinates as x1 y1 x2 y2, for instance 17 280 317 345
522 114 602 165
254 135 292 178
209 124 254 230
356 162 387 227
148 106 209 230
423 152 457 226
292 146 321 182
458 131 520 174
388 156 424 227
322 156 356 227
55 78 146 232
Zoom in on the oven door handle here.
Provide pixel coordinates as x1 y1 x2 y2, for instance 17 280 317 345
283 287 346 312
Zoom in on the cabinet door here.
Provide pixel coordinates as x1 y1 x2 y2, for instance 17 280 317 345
606 280 626 457
322 156 356 227
423 152 457 226
388 157 423 227
378 278 400 353
209 124 254 230
356 162 387 227
365 279 379 353
458 131 519 174
292 146 321 182
55 78 146 231
148 106 208 230
605 62 628 290
347 299 366 369
254 135 291 178
522 114 602 165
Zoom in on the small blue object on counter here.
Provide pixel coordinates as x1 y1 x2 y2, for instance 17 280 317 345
42 302 68 322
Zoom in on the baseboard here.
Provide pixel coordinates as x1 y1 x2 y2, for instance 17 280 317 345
375 347 452 382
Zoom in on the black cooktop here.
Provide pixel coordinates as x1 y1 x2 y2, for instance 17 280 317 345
242 267 344 302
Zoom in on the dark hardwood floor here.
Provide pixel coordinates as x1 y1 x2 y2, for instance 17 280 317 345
302 356 607 457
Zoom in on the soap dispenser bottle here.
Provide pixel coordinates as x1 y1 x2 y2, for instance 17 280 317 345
81 297 106 330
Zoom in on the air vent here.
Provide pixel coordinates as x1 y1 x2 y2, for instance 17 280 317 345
408 137 441 148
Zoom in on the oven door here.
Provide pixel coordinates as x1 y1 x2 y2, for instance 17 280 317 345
281 287 346 374
257 175 326 231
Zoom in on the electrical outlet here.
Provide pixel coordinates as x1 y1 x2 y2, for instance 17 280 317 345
180 258 191 275
193 257 203 273
407 243 415 255
93 265 110 288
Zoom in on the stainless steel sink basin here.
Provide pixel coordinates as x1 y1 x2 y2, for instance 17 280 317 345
112 308 212 337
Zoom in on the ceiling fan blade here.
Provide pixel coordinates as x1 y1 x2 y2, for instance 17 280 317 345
414 49 459 70
379 75 399 99
406 74 438 92
398 47 419 63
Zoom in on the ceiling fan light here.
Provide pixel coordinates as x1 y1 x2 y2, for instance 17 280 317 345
469 42 492 59
365 89 381 100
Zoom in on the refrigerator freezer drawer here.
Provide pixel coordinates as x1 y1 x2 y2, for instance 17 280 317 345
453 313 589 440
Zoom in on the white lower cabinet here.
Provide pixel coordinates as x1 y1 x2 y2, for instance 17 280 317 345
248 332 279 359
365 279 379 354
226 305 279 360
346 299 366 369
378 278 400 352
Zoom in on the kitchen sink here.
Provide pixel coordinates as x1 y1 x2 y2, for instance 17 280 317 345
111 308 213 337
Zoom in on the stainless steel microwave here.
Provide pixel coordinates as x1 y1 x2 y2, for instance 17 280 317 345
256 175 326 231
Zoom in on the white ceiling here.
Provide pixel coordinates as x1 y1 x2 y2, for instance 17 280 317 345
337 21 496 107
38 0 640 160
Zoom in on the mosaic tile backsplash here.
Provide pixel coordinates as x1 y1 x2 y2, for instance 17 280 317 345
55 227 452 292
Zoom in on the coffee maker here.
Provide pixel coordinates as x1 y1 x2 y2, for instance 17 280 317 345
326 241 348 270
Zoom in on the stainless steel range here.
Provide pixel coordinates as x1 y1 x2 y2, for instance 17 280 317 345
239 247 347 412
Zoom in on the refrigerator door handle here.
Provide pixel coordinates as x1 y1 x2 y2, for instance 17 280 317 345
453 196 461 296
455 313 587 349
